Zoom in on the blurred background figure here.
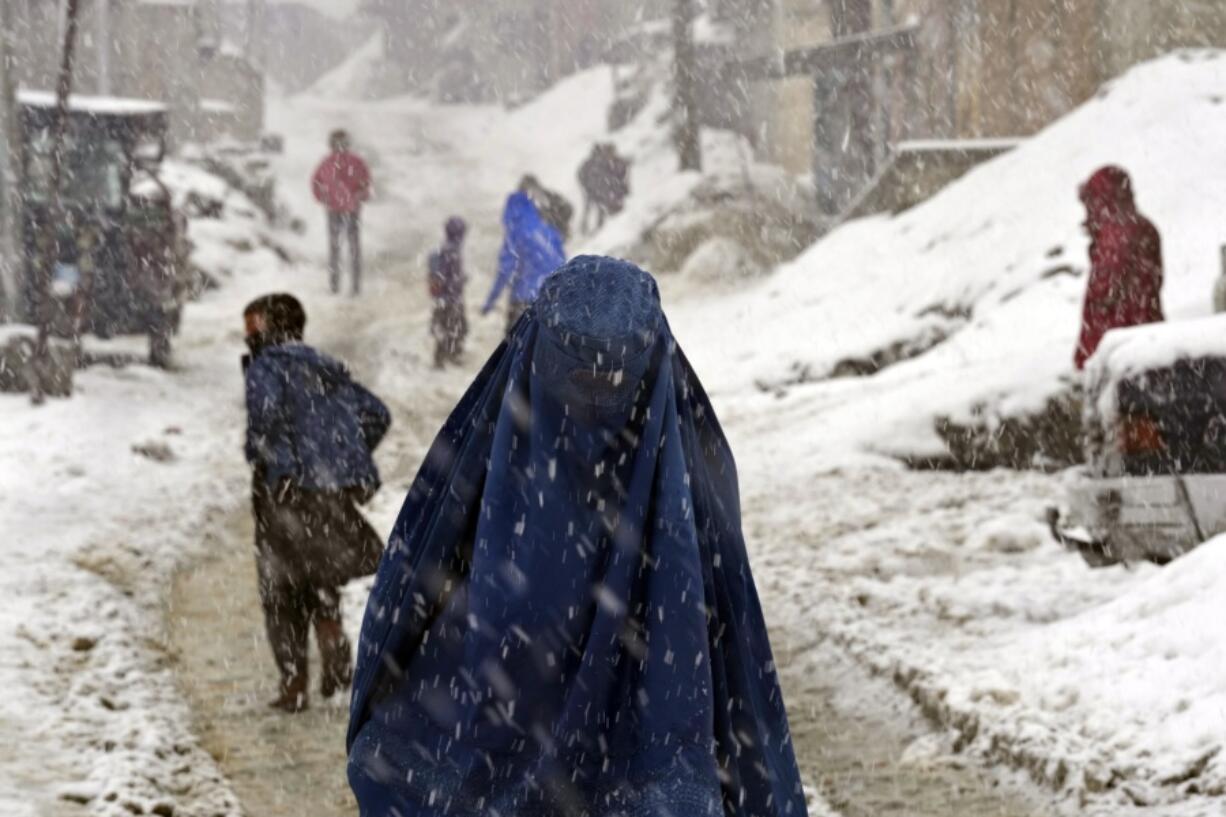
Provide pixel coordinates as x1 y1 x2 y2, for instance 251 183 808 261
427 216 469 369
311 129 372 295
1074 166 1164 369
481 187 566 334
242 293 390 713
578 142 630 234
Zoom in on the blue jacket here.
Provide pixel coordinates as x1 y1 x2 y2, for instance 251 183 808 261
244 343 390 493
483 192 566 312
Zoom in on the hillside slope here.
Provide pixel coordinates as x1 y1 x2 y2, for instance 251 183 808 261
673 50 1226 465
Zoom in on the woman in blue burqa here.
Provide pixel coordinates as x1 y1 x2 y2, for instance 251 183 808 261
348 256 807 817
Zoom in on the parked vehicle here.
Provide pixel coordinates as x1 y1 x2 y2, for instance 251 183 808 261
1051 316 1226 566
16 91 189 350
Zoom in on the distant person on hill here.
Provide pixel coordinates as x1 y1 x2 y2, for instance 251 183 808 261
428 217 469 369
578 142 631 234
312 129 372 295
243 294 391 712
481 189 566 334
1074 166 1164 369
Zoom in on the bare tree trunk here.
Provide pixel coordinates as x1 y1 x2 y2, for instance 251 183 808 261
0 0 20 323
673 0 702 172
31 0 80 403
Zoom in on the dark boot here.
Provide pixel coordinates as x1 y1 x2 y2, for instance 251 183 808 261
316 618 353 699
269 672 309 713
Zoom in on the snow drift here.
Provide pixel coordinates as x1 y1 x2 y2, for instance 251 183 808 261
672 50 1226 465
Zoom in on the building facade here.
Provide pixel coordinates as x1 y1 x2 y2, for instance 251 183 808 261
735 0 1226 178
8 0 264 144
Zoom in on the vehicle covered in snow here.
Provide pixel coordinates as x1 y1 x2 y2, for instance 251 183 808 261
16 91 189 353
1054 315 1226 565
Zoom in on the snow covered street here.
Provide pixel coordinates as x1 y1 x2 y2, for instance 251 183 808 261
3 33 1226 817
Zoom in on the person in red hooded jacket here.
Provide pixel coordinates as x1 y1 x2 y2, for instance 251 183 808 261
1074 166 1165 369
312 129 372 295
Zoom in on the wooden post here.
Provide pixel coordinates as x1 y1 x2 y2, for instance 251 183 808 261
30 0 80 403
673 0 702 172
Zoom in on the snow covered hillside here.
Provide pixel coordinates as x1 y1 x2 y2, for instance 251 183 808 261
663 51 1226 815
673 50 1226 464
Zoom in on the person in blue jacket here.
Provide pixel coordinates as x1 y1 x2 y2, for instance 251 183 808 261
347 257 808 817
243 293 391 713
481 188 566 334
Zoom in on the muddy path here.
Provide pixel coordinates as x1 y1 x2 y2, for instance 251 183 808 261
164 267 1056 816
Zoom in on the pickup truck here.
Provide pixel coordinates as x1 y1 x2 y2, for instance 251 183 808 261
1052 316 1226 565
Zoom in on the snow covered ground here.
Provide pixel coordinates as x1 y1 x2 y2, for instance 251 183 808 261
666 50 1226 814
4 36 1226 817
0 164 289 815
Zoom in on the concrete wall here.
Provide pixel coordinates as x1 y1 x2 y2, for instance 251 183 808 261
895 0 1226 139
737 0 1226 192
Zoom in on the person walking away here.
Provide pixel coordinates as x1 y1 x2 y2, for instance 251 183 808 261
520 174 574 242
312 130 372 295
347 256 809 817
578 143 631 234
1074 166 1164 369
128 181 184 368
428 217 468 369
243 293 391 712
481 190 566 334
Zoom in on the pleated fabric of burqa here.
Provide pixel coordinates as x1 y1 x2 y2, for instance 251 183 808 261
348 256 808 817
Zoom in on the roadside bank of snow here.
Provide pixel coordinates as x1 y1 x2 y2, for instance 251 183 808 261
663 51 1226 814
674 50 1226 462
0 166 290 814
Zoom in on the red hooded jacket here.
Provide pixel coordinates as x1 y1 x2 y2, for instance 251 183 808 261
311 150 372 214
1074 166 1164 369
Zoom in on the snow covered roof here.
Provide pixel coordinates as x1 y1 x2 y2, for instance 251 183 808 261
895 138 1025 153
1086 315 1226 418
1091 314 1226 377
17 90 167 117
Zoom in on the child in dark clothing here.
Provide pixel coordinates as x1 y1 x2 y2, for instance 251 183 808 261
428 217 469 369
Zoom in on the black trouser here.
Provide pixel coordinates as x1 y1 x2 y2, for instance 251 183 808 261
256 551 344 689
252 476 372 690
328 210 363 295
431 301 468 367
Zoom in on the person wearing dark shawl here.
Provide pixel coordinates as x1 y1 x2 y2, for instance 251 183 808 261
347 256 807 817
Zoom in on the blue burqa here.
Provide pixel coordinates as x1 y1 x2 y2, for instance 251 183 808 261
348 256 807 817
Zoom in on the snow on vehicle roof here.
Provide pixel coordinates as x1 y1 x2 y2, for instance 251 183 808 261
17 90 167 116
1085 314 1226 418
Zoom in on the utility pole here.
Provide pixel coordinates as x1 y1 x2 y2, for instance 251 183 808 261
673 0 702 171
0 0 17 323
31 0 81 402
828 0 877 182
0 0 20 322
97 0 111 95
